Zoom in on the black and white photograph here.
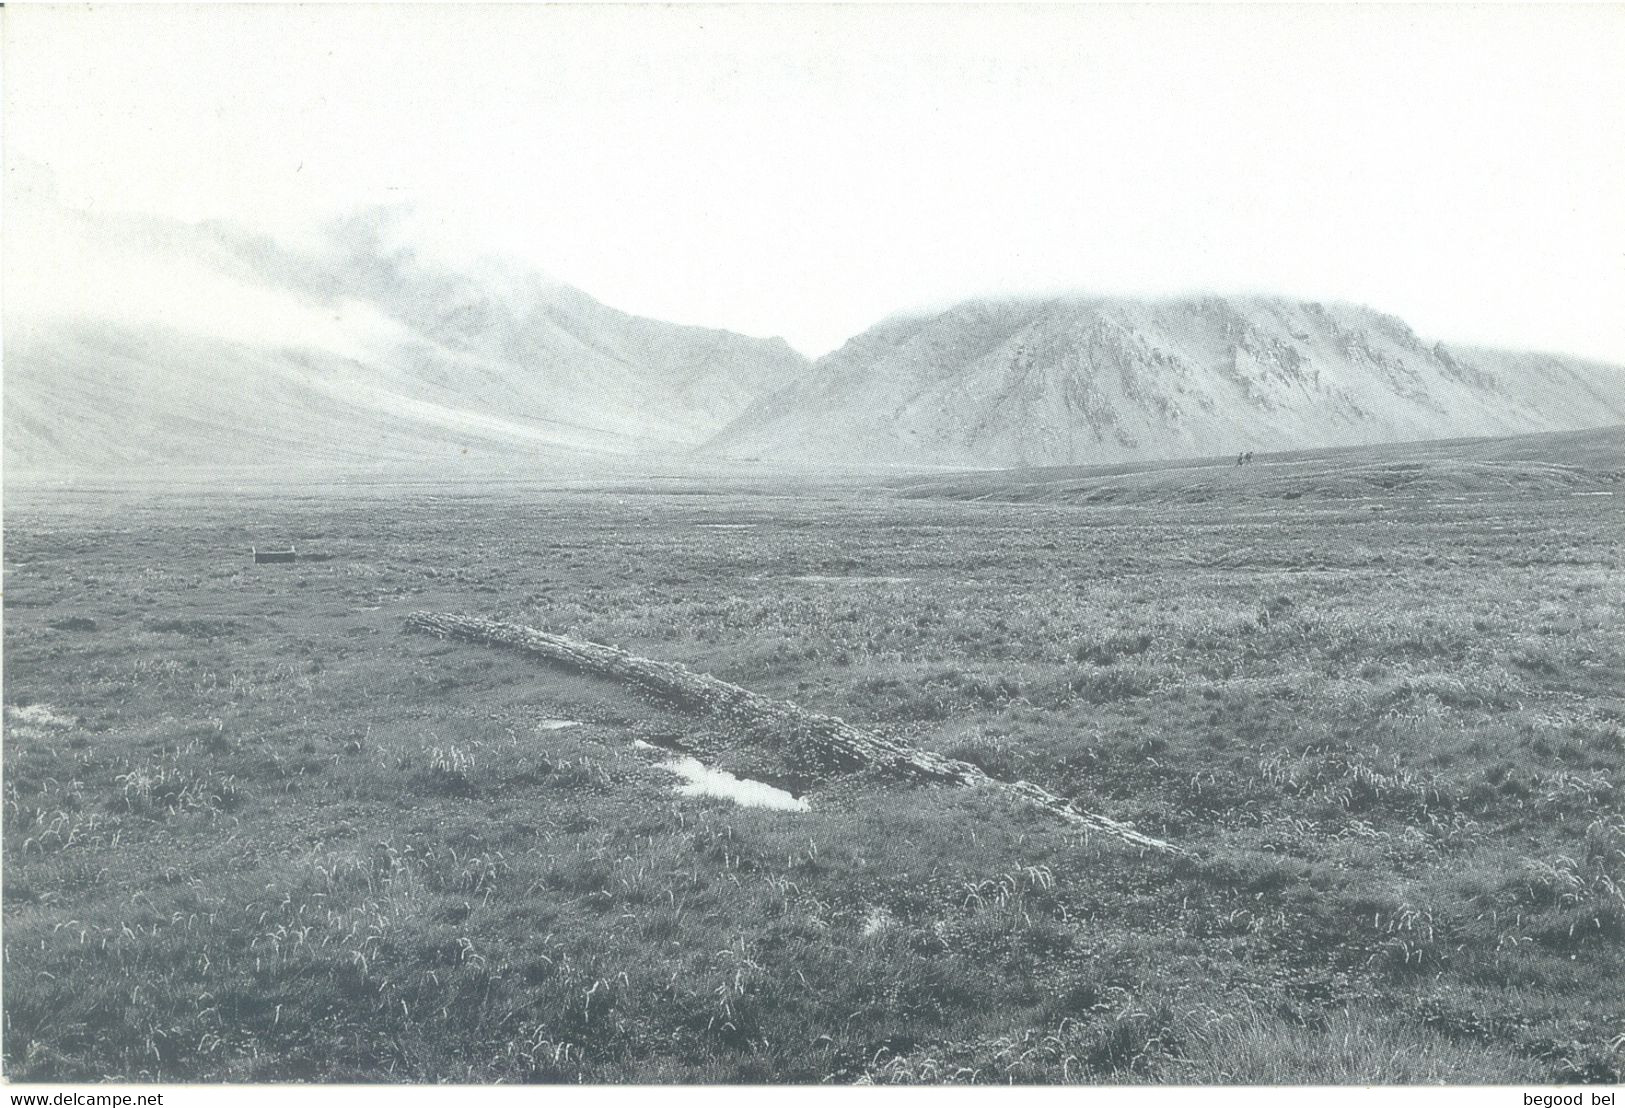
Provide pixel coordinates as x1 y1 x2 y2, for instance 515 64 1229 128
3 1 1623 1090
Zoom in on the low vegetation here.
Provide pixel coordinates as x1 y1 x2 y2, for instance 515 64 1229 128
3 441 1622 1082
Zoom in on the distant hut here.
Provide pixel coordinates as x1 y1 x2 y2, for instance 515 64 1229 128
252 545 297 564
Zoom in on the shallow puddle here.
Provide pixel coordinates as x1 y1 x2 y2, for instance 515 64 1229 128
6 703 74 728
536 719 583 731
5 703 78 740
633 740 807 812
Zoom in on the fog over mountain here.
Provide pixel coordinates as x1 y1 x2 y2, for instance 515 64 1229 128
8 196 1625 473
4 199 808 470
704 296 1625 467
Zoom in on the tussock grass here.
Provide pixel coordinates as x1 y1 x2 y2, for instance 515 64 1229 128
4 477 1622 1082
1171 1005 1533 1084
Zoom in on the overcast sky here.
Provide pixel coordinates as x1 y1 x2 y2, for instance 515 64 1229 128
6 3 1623 361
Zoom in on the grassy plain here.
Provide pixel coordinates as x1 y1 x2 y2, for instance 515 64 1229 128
4 432 1623 1083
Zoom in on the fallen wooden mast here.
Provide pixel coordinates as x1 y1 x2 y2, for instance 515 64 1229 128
405 611 1190 856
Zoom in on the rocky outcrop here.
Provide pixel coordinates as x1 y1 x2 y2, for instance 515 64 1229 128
704 295 1625 467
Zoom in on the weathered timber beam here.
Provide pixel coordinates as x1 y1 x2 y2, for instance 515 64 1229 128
404 610 1190 856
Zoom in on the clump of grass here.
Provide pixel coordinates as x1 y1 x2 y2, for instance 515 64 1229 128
1174 1004 1534 1083
1067 663 1157 704
415 744 477 796
940 731 1025 779
113 754 241 817
1073 631 1155 666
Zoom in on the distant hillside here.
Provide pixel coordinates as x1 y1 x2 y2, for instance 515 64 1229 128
888 424 1625 506
704 296 1625 467
5 202 807 470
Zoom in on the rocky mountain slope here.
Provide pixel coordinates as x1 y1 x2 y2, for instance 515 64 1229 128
5 202 808 470
703 296 1625 467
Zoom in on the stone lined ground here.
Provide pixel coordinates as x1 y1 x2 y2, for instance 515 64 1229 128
3 449 1622 1082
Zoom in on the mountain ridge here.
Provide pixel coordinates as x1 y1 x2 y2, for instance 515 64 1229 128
9 197 1625 473
701 294 1625 467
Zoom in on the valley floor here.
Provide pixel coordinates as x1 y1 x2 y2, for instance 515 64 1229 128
3 458 1622 1082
